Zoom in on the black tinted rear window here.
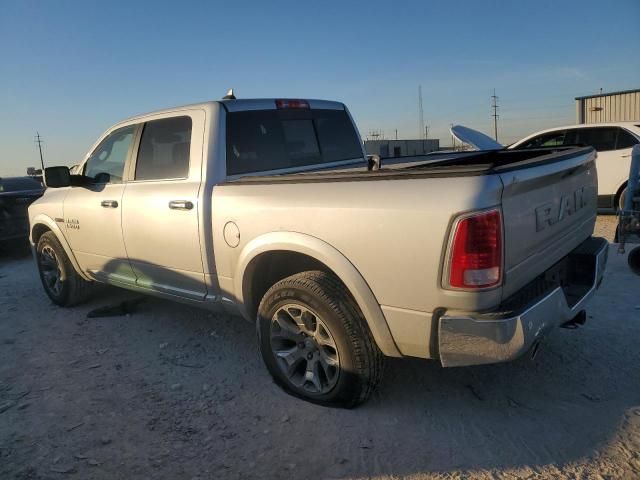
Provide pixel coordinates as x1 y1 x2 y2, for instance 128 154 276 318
616 128 639 149
572 127 617 151
226 108 363 175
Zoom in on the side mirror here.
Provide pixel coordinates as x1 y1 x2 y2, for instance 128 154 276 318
44 166 71 188
94 172 111 184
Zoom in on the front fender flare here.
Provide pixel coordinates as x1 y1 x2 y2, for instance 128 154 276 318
234 231 402 357
30 214 91 281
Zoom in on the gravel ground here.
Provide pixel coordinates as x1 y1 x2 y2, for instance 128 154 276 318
593 214 618 243
1 217 639 480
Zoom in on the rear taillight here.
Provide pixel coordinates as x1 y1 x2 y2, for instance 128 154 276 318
275 99 310 109
448 209 503 289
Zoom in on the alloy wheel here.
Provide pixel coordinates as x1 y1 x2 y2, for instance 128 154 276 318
269 303 340 394
39 245 63 297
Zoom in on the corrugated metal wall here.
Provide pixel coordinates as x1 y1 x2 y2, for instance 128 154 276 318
576 90 640 123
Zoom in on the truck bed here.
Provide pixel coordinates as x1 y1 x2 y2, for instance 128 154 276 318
216 144 596 306
224 146 594 184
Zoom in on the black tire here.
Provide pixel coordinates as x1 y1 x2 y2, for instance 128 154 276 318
257 270 384 408
618 187 627 212
36 231 92 306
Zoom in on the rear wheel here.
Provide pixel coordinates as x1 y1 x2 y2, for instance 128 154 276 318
36 232 92 306
257 271 384 408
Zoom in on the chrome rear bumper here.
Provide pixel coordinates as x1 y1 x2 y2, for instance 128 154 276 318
438 237 608 367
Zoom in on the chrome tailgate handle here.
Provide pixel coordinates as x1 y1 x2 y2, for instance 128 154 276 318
100 200 118 208
169 200 194 210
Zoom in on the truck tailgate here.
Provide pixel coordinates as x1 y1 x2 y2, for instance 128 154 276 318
497 148 598 299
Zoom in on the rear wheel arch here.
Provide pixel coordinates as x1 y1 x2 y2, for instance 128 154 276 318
235 232 402 357
243 250 328 323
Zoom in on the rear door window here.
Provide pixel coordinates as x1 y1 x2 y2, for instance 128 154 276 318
135 116 192 181
226 108 363 175
573 127 617 152
616 128 639 149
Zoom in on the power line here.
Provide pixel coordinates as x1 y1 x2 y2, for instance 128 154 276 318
491 89 499 142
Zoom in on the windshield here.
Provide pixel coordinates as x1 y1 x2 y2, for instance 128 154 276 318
226 108 363 175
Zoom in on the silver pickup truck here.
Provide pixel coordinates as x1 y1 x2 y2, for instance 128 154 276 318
29 97 608 407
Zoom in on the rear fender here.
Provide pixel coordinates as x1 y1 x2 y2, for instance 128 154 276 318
234 231 402 357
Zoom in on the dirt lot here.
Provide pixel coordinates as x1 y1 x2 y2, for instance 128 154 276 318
1 217 639 480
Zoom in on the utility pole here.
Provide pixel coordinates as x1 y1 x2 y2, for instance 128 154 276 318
395 129 398 140
491 89 499 142
418 85 425 139
425 125 429 140
34 132 45 171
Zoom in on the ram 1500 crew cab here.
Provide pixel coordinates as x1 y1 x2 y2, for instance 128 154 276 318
29 97 608 407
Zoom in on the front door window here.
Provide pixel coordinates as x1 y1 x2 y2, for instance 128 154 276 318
84 126 135 183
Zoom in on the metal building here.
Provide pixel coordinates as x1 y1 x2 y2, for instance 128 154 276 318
365 139 439 157
575 88 640 124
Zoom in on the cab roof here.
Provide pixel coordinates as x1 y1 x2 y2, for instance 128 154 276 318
121 98 345 124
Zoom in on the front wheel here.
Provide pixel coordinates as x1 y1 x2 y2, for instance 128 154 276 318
36 231 92 306
257 271 384 408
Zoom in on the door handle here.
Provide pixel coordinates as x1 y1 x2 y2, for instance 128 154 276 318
168 200 194 210
101 200 118 208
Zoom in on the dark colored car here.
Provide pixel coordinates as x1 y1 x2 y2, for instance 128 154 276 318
0 176 44 242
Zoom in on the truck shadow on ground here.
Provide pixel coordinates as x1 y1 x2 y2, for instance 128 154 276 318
0 238 31 260
4 248 638 478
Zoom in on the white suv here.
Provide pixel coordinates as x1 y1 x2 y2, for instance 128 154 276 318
510 122 640 211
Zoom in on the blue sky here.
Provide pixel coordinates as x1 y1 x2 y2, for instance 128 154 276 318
1 0 639 176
